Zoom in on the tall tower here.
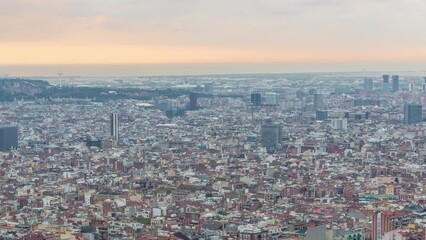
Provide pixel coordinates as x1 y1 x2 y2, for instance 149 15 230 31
363 78 373 90
110 113 119 143
382 75 390 92
250 92 262 106
260 121 282 150
333 118 348 131
0 126 18 151
57 72 63 88
57 65 63 88
189 92 198 110
408 82 414 92
404 103 422 125
204 82 214 94
423 77 426 92
265 92 278 105
391 75 399 92
316 110 328 120
313 93 324 109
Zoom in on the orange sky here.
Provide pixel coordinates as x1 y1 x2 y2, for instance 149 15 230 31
1 42 426 65
0 0 426 70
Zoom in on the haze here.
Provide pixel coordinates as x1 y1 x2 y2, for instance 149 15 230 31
1 0 426 76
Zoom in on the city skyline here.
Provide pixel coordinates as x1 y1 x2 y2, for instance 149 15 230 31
0 1 425 239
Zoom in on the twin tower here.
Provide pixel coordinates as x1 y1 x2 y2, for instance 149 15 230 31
381 75 399 92
365 75 426 92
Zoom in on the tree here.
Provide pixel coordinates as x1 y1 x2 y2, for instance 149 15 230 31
136 216 151 225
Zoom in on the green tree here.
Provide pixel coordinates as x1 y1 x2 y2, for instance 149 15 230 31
136 216 151 225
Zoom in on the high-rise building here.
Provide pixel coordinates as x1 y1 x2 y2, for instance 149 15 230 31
313 94 324 109
372 211 409 240
316 110 328 120
195 84 203 93
110 113 119 142
382 75 390 92
189 92 198 110
423 77 426 92
265 92 278 105
365 112 370 119
251 92 262 106
0 126 18 151
333 118 348 130
391 75 399 92
372 211 387 240
363 78 373 90
296 90 305 98
260 121 282 149
404 103 422 125
408 82 414 92
204 82 213 94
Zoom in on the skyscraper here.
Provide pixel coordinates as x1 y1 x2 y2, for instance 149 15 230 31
110 113 119 142
204 82 213 94
189 92 198 110
404 103 422 125
363 78 373 90
423 77 426 92
382 75 390 92
391 75 399 92
408 82 414 92
0 126 18 151
316 110 328 120
333 118 348 131
260 121 282 150
250 92 262 106
313 94 324 109
265 92 278 105
296 90 305 98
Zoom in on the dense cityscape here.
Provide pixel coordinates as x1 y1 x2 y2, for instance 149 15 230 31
0 73 425 239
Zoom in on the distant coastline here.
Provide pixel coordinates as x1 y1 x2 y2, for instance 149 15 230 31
0 63 425 78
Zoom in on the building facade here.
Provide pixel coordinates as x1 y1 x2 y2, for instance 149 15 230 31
250 92 262 106
0 126 18 151
260 122 282 150
314 94 324 109
189 92 198 110
110 113 119 142
392 75 399 92
404 103 422 125
382 75 390 92
364 78 373 90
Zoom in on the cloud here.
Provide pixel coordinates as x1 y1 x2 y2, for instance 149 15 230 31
0 0 425 64
0 0 105 42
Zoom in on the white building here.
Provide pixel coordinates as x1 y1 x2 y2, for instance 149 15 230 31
333 118 348 131
265 92 278 105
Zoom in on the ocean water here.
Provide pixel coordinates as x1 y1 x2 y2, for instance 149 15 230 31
0 62 425 78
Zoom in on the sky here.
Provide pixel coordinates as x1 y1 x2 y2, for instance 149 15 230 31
0 0 426 76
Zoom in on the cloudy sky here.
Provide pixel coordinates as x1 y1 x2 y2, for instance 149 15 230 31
0 0 425 75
